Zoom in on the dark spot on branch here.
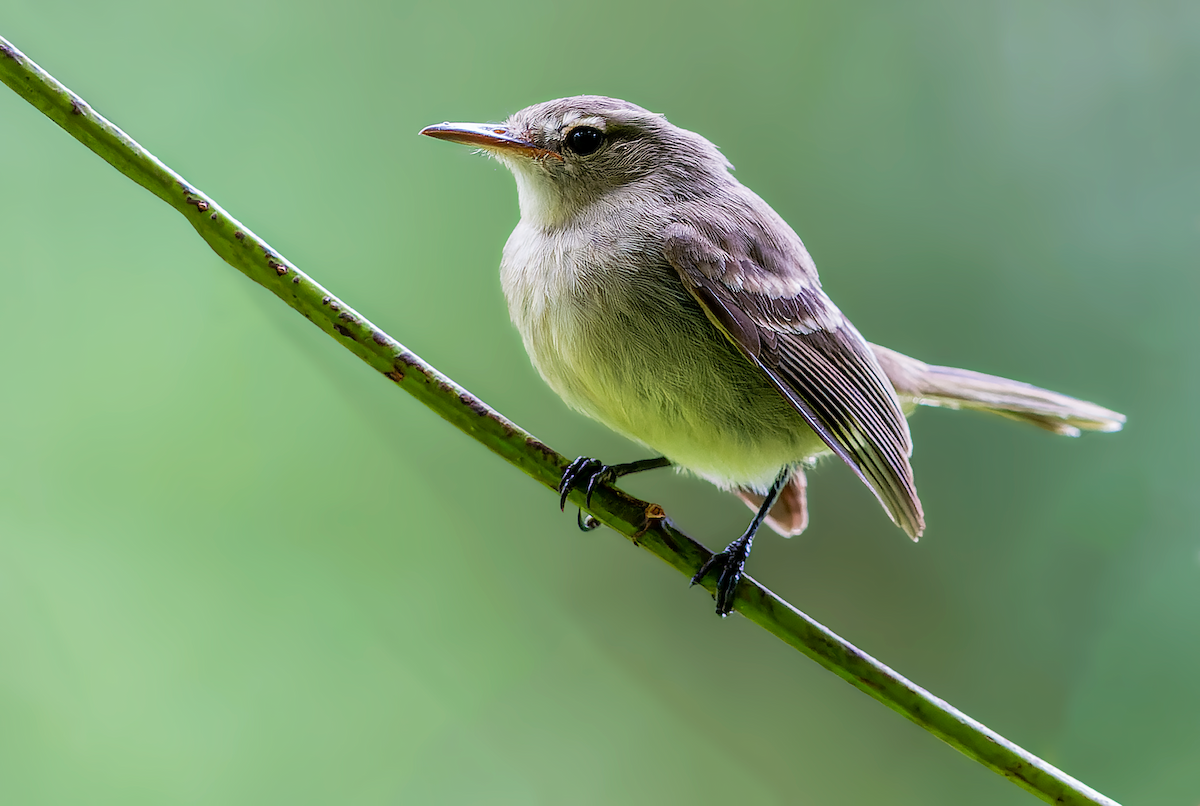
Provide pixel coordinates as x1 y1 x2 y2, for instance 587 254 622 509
0 42 20 62
70 98 84 115
292 276 301 284
372 330 389 346
385 368 404 383
321 296 330 305
443 392 519 437
333 324 355 340
524 436 558 460
329 302 341 311
210 212 217 220
235 231 245 240
337 311 356 323
271 262 288 276
391 351 425 379
185 197 209 212
458 391 490 417
855 676 883 692
1005 762 1036 789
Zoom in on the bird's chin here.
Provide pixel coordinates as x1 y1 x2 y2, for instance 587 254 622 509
509 168 574 231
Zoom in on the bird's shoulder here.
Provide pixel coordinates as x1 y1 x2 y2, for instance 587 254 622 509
659 183 842 340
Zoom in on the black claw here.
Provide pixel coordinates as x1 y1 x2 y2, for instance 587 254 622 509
584 470 606 505
559 457 594 509
688 466 790 616
558 456 616 511
559 456 616 532
690 535 753 617
558 455 671 534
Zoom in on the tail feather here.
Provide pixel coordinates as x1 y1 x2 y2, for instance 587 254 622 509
870 344 1126 437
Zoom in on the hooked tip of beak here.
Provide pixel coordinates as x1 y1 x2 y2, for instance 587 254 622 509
419 121 561 160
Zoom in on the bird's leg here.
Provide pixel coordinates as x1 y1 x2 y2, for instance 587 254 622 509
691 466 793 617
559 455 672 531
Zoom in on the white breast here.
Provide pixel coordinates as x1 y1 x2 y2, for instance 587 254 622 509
498 215 825 493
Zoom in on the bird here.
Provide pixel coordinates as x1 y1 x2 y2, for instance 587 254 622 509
420 96 1125 616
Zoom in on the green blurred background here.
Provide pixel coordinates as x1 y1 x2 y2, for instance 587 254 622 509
1 1 1196 803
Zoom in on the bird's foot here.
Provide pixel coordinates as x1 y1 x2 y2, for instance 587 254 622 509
559 457 617 532
690 534 753 617
559 455 672 533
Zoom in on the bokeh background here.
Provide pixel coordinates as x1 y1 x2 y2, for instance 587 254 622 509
2 1 1196 803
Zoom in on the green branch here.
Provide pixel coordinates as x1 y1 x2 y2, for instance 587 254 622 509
0 34 1119 806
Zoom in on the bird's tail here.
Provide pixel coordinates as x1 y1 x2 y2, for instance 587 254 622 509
870 344 1126 437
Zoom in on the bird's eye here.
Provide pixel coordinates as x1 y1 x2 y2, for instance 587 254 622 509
565 126 605 156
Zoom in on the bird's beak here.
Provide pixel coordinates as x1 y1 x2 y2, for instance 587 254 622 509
419 122 560 160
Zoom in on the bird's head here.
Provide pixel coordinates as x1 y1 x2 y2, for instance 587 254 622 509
421 96 732 229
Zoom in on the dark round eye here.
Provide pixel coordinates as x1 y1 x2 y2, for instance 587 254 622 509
565 126 604 156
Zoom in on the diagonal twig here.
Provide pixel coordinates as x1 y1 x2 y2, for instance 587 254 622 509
0 34 1119 806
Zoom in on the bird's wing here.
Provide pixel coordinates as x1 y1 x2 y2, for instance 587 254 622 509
662 221 924 538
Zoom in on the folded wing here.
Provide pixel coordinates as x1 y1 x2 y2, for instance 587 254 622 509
663 221 924 539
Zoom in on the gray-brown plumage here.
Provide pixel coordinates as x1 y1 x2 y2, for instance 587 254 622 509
421 96 1124 615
